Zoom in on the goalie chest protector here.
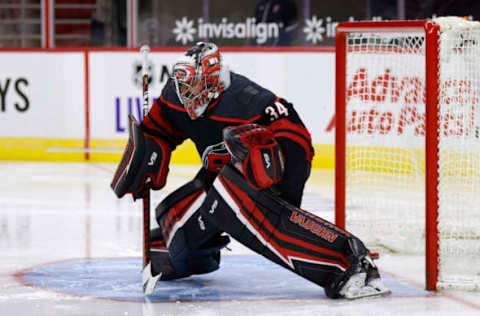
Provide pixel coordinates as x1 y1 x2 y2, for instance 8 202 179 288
159 72 276 156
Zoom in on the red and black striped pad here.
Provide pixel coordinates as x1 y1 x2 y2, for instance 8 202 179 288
155 178 208 247
199 165 369 289
154 175 230 278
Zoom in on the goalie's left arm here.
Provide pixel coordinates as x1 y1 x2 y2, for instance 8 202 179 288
223 124 285 191
258 97 314 163
254 97 315 206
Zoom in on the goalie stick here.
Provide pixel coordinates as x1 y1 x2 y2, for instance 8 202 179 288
138 45 160 294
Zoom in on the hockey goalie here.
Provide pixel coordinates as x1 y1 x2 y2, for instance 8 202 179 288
111 42 390 299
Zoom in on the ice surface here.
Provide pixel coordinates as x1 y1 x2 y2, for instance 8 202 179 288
0 162 479 316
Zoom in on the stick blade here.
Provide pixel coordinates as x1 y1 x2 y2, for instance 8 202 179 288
142 261 161 295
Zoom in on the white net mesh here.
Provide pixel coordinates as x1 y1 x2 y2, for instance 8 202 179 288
345 30 426 253
343 17 480 290
435 16 480 290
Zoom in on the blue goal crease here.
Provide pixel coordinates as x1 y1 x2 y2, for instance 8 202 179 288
21 256 432 302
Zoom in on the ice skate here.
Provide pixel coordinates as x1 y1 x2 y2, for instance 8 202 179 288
337 256 391 300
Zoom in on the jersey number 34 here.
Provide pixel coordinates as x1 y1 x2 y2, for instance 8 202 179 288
265 100 289 122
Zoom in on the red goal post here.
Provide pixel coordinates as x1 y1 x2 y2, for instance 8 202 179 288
335 18 480 291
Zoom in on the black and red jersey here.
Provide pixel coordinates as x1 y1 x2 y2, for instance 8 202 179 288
141 71 314 206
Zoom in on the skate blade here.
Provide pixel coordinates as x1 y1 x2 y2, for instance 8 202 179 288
142 262 161 295
344 287 391 300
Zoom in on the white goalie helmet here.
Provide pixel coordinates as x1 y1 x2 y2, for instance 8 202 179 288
172 42 230 120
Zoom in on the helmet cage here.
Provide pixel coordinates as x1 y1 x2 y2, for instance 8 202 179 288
172 43 224 119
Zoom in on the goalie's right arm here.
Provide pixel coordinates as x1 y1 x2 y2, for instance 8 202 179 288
111 95 188 199
140 97 187 148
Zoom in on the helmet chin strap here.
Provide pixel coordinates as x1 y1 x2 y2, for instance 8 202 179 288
219 63 231 91
206 63 231 104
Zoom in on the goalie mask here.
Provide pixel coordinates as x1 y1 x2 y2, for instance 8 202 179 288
172 42 230 120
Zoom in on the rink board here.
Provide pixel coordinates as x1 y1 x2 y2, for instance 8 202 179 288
0 49 336 169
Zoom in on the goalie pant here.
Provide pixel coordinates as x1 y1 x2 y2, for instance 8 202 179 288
152 164 371 297
150 168 231 281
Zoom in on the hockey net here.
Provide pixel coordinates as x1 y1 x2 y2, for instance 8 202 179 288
335 17 480 291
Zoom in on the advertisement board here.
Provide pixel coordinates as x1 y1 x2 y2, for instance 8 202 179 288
0 52 85 138
89 50 335 144
1 49 336 167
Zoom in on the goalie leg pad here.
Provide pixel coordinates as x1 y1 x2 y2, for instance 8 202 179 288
200 165 370 290
147 228 177 281
111 115 171 199
155 171 230 279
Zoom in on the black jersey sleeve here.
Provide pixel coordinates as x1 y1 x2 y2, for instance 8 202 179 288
256 97 314 162
140 83 188 150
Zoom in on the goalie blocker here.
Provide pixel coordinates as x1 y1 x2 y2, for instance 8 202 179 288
111 115 172 199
